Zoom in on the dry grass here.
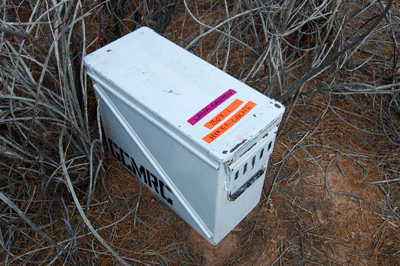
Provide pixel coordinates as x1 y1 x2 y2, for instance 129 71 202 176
0 0 399 265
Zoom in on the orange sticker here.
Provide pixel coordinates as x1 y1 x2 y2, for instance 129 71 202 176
202 101 257 144
204 99 244 129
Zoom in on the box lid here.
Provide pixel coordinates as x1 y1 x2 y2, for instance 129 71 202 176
84 27 284 162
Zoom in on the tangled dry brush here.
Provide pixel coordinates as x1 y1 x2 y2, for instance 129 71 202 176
0 0 399 265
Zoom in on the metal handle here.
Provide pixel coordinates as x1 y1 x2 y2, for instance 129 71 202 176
228 169 265 201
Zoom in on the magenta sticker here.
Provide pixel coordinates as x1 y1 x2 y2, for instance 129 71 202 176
188 89 237 126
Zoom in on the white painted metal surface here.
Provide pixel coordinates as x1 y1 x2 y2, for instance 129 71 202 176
84 27 285 245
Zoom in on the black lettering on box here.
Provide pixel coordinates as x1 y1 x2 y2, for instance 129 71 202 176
107 138 173 206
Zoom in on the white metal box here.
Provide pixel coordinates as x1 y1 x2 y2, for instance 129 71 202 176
84 27 284 245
